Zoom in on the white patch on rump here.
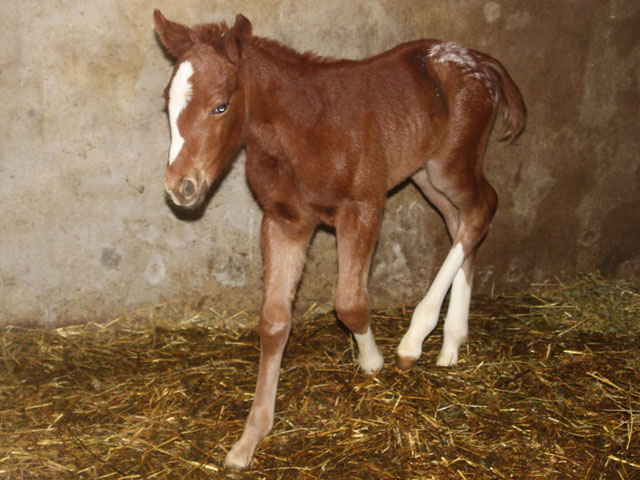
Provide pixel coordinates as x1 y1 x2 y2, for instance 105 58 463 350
168 60 194 165
428 41 478 70
428 41 496 102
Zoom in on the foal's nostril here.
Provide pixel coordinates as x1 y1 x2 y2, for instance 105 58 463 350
182 179 196 198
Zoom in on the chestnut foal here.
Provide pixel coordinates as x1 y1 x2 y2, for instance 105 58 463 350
154 11 525 469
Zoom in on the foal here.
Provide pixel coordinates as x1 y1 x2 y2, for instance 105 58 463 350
153 11 526 469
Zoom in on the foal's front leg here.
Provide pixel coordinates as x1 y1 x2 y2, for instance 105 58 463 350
334 203 384 375
224 213 312 470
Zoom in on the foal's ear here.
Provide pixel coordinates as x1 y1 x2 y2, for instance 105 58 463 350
233 14 253 38
220 14 252 64
153 9 193 58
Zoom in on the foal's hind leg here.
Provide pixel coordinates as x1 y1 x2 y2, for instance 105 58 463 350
397 156 496 369
225 212 314 470
396 239 467 369
334 202 384 374
437 252 475 366
409 169 476 366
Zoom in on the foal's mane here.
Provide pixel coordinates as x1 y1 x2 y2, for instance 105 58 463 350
250 36 341 68
191 21 342 69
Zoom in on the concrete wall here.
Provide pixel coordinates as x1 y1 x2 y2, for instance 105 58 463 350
1 0 638 326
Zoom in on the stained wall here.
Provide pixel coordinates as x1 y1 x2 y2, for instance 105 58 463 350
1 0 638 325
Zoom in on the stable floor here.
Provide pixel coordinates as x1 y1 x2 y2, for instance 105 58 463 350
1 274 639 479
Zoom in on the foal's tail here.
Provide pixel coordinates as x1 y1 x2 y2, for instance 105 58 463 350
484 57 527 142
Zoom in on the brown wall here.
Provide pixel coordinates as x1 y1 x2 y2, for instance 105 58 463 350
1 0 638 325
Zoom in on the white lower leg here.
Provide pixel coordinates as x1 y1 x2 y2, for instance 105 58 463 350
354 326 384 374
397 243 465 363
437 268 471 366
224 351 283 470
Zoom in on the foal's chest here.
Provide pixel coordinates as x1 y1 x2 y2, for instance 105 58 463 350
246 148 355 225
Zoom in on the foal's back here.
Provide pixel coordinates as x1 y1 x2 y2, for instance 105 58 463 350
244 37 502 198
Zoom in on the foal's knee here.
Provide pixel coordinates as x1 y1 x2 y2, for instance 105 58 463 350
335 294 369 334
259 300 292 352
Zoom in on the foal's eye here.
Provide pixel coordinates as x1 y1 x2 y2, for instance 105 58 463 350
212 103 228 115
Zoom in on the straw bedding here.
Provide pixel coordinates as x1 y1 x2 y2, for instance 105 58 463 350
1 274 638 479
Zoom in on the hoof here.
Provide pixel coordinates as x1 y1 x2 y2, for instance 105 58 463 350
436 349 459 367
396 354 418 371
359 352 384 376
224 445 254 471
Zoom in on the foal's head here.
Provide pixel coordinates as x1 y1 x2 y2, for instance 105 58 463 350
154 10 252 208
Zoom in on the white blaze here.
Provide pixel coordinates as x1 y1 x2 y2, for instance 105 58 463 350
168 61 194 165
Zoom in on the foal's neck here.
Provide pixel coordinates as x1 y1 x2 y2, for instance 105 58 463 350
239 37 330 157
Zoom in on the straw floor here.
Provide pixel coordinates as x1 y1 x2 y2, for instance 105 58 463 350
1 274 638 479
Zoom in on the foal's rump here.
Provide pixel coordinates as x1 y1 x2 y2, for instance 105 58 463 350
367 39 526 190
416 40 526 142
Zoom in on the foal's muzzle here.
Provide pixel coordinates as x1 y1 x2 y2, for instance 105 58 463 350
165 176 206 208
